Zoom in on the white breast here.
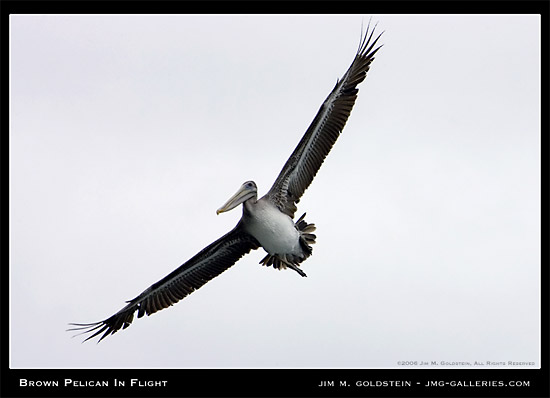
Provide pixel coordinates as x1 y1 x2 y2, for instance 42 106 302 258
244 202 300 255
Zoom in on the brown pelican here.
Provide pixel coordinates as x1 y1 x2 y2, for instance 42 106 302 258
69 23 382 342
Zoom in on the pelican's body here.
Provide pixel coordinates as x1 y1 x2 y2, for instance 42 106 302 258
70 23 383 342
243 199 300 256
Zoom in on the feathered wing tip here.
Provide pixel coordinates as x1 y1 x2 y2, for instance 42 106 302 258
67 322 111 344
259 213 316 278
67 305 136 343
357 18 384 59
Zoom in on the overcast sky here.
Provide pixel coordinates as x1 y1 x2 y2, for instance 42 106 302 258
10 14 540 369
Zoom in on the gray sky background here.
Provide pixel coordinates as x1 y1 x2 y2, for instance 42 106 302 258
10 14 540 369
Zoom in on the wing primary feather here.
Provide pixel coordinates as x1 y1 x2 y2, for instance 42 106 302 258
68 225 259 342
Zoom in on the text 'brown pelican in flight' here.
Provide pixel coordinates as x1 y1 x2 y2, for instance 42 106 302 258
69 23 383 342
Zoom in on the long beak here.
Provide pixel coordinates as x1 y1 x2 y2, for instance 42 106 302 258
216 185 256 215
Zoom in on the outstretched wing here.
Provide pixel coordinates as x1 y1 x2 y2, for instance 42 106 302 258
69 224 259 342
267 23 383 218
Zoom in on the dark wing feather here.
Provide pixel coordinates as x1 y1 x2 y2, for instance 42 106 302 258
68 224 259 342
267 23 383 217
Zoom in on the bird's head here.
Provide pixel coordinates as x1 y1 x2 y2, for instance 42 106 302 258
216 181 257 215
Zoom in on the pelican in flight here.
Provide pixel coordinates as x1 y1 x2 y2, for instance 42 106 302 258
70 24 382 342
